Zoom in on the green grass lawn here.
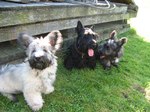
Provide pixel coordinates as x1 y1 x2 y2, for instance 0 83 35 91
0 29 150 112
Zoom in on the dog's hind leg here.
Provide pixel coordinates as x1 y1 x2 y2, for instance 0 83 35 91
2 93 18 102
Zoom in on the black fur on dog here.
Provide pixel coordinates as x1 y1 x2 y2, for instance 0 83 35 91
64 21 99 70
96 30 127 69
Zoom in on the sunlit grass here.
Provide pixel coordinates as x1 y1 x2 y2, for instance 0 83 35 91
130 0 150 101
130 0 150 42
145 82 150 102
0 29 150 112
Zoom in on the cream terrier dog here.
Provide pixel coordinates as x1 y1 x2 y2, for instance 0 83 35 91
0 30 63 111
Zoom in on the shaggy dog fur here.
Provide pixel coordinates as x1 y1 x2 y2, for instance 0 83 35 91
0 30 63 111
64 21 99 70
96 30 127 69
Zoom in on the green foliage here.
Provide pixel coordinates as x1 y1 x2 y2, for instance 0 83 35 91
0 29 150 112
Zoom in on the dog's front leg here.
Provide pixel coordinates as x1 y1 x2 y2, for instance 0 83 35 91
101 59 111 70
111 57 120 68
42 79 54 94
23 87 44 111
42 73 56 94
87 57 96 69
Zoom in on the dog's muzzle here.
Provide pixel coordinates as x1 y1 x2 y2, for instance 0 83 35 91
88 42 97 57
29 56 51 70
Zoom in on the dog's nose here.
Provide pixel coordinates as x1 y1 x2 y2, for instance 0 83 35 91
49 60 52 65
35 56 43 61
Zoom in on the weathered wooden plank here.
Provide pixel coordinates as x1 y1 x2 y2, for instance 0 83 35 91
0 12 135 42
0 21 130 65
61 20 129 41
5 0 39 4
0 1 127 27
5 0 64 3
62 21 130 50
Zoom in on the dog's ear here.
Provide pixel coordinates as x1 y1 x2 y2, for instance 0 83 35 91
76 21 85 37
18 33 34 49
110 30 117 39
119 37 128 46
45 30 63 53
90 25 94 31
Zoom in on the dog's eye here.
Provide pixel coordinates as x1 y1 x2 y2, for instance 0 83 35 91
92 34 95 37
43 49 47 53
105 45 110 49
104 43 109 49
32 49 36 53
93 34 98 40
106 46 109 49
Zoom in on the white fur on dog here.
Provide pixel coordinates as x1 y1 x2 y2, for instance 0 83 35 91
0 62 56 110
0 30 63 111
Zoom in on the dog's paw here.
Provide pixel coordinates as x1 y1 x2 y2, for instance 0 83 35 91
31 102 43 112
104 66 111 70
44 86 54 94
112 63 118 68
30 98 44 112
24 92 44 111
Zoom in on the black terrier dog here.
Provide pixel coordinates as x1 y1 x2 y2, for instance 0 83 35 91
64 21 99 70
96 30 127 69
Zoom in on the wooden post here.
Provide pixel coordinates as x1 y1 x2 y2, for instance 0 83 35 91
5 0 40 3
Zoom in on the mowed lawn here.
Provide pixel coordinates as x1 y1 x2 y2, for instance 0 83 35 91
0 29 150 112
